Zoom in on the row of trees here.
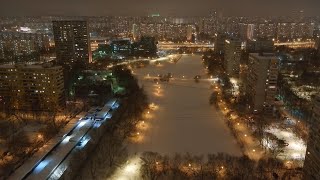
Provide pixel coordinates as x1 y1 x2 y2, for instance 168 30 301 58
0 94 82 178
140 152 302 180
203 51 290 161
73 66 149 179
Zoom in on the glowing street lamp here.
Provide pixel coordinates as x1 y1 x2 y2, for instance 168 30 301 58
37 134 44 141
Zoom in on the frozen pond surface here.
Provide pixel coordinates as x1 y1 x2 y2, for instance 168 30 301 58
129 55 241 156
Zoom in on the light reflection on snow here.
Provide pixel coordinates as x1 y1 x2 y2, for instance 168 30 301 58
265 126 306 163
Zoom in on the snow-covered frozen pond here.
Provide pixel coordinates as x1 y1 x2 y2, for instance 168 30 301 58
129 55 241 156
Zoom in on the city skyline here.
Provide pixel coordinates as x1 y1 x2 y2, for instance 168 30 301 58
0 1 319 179
1 0 320 17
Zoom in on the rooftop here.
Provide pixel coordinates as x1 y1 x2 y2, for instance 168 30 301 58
0 63 62 70
250 53 278 59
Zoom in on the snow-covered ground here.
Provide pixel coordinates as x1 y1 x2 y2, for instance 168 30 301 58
109 155 142 180
129 55 241 156
265 125 306 163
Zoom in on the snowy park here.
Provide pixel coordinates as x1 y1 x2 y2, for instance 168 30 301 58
129 55 241 156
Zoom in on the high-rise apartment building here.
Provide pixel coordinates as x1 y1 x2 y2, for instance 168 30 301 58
303 95 320 179
0 63 65 111
239 23 255 40
0 32 49 63
245 53 279 114
53 21 91 68
214 33 226 54
224 39 241 76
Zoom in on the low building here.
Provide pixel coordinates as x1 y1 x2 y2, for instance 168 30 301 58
303 95 320 179
110 39 132 57
246 39 274 53
0 63 65 111
245 53 279 114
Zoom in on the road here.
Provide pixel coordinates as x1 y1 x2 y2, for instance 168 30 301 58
8 99 119 180
130 54 241 155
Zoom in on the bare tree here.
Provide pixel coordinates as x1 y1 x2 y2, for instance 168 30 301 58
140 151 162 180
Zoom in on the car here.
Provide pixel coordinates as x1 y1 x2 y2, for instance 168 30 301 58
69 137 78 143
79 117 88 121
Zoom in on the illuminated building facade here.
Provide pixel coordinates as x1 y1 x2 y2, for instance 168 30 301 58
245 53 279 114
224 39 241 76
53 21 91 67
0 32 49 63
0 63 65 111
303 95 320 179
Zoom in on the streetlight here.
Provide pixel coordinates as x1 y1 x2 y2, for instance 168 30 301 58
37 134 44 141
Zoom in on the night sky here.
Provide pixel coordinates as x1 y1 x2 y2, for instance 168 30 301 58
1 0 320 17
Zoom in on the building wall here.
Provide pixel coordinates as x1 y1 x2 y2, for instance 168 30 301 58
0 64 65 111
246 53 279 113
303 95 320 179
224 39 241 76
0 32 48 63
53 21 90 67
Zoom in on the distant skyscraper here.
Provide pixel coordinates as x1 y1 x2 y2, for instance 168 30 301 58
53 21 91 68
186 25 195 41
132 24 139 40
303 95 320 179
247 24 255 40
224 39 241 76
214 33 226 54
208 11 219 35
245 53 279 114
